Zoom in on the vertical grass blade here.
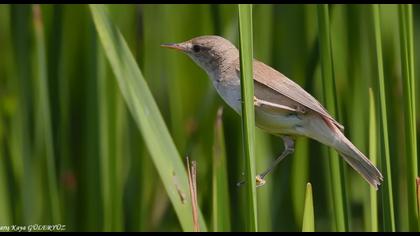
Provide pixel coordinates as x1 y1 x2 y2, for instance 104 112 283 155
254 130 272 231
316 4 348 232
56 5 73 228
369 88 378 232
32 4 61 224
291 138 310 227
371 4 395 232
302 183 314 232
97 37 115 231
212 108 231 232
0 123 11 225
398 4 418 231
291 5 316 228
253 4 274 232
417 177 420 228
89 5 207 232
10 4 34 224
238 4 258 232
83 16 102 231
0 4 12 225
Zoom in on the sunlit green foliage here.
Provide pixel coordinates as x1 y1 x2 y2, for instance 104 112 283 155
0 4 418 232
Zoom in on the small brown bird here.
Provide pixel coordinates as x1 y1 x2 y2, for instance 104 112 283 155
161 35 383 190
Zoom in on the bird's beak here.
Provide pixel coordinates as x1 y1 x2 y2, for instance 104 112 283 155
160 43 186 52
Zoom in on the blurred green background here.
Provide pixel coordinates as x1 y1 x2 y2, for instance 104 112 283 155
0 4 419 232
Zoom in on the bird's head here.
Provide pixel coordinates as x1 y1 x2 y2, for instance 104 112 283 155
161 35 238 75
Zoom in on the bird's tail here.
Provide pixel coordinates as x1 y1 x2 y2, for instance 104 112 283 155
305 115 383 190
326 118 383 190
335 130 383 190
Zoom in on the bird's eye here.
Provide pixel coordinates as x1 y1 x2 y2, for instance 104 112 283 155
192 45 201 53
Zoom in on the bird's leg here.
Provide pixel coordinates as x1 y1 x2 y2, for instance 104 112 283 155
236 135 295 188
256 136 295 187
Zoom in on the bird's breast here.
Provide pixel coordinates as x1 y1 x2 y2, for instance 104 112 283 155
212 75 242 114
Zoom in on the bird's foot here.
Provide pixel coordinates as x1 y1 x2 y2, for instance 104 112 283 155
236 175 267 188
256 175 266 187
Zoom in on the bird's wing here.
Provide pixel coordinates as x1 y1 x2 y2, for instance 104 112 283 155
252 79 304 113
236 59 344 131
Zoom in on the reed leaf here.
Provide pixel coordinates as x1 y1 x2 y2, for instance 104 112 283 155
302 183 315 232
10 4 35 224
0 120 11 225
369 88 378 232
238 4 258 231
398 4 418 231
32 4 61 224
212 108 231 232
316 4 348 231
371 4 395 232
253 4 274 232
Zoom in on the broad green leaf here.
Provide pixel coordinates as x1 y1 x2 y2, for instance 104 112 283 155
89 4 207 232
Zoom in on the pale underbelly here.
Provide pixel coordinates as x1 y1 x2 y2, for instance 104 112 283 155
213 78 308 136
254 107 306 136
